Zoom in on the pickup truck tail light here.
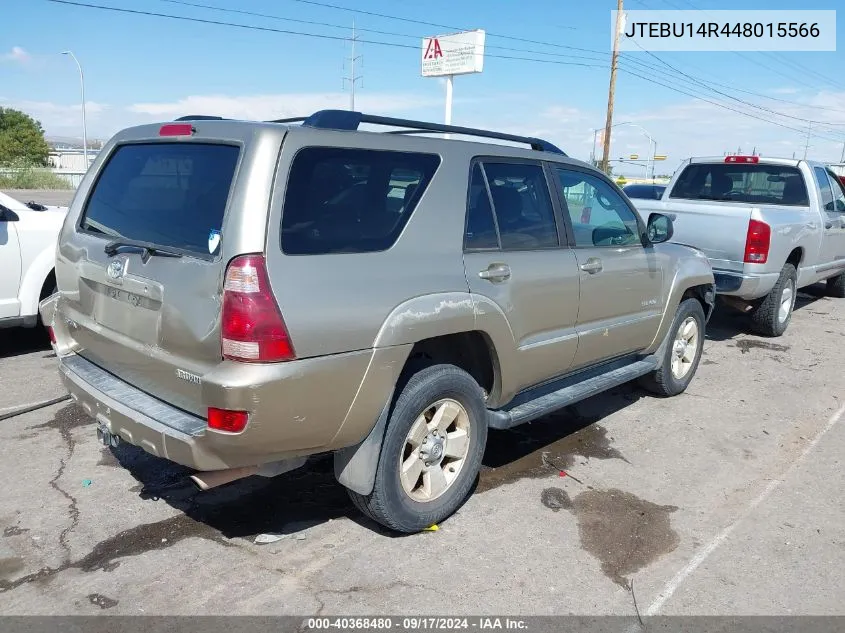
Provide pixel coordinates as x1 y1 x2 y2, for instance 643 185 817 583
726 155 759 164
221 254 295 362
744 219 771 264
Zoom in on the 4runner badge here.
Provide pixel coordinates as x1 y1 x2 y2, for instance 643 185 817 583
175 368 202 385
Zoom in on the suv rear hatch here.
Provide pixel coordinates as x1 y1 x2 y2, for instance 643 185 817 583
56 124 281 417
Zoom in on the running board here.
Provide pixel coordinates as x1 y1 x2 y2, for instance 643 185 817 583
487 356 658 430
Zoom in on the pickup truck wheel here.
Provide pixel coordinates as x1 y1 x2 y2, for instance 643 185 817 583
749 263 797 337
347 364 488 533
826 271 845 298
640 298 705 397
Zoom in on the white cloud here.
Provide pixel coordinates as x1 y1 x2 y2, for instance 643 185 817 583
128 92 441 121
7 88 845 173
1 46 31 64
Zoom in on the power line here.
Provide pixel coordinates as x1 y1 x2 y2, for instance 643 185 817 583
281 0 576 34
44 0 845 146
664 0 845 92
160 0 845 119
619 67 845 144
156 0 605 63
624 40 845 127
45 0 607 68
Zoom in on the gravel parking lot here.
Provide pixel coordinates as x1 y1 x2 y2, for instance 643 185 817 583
0 291 843 616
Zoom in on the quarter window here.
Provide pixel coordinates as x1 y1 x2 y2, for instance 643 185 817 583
464 161 557 251
281 148 440 255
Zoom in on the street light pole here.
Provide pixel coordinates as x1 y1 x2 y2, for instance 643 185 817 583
61 51 88 167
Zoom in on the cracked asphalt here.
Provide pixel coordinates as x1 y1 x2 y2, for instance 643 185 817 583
0 287 843 616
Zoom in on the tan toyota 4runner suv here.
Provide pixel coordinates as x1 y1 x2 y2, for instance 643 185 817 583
40 110 715 533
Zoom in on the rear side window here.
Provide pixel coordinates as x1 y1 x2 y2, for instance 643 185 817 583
81 143 240 258
281 148 440 255
464 161 558 251
814 166 835 211
670 163 808 206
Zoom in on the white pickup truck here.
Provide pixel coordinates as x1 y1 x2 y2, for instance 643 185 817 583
632 156 845 336
0 191 68 329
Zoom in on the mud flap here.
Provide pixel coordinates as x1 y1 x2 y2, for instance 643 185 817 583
333 395 393 496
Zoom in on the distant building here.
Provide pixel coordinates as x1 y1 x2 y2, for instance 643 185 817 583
46 148 100 187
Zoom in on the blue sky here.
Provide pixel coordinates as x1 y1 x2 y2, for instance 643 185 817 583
3 0 845 174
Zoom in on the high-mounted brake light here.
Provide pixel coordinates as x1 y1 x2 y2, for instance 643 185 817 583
221 254 295 363
744 219 771 264
207 407 249 433
159 123 195 137
725 155 759 164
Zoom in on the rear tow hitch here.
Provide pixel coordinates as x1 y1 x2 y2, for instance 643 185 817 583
96 422 120 448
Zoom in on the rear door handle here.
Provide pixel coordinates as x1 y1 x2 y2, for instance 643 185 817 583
580 258 603 274
478 263 511 282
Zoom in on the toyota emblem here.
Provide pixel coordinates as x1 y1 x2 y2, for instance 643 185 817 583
106 260 124 280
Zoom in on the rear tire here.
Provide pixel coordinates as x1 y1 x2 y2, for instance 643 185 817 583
749 263 796 337
826 271 845 298
348 364 488 533
640 298 705 397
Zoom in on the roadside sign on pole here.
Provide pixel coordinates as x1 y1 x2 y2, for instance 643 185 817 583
421 30 485 128
421 30 485 77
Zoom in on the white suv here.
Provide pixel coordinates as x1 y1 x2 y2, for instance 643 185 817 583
0 191 67 329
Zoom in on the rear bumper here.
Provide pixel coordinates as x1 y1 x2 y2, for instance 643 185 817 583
713 269 780 300
58 344 410 472
60 355 228 470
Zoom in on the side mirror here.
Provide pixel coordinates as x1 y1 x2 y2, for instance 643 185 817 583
646 213 673 244
0 206 20 222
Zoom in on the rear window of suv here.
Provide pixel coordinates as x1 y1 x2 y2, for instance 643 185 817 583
669 163 809 206
80 143 240 258
281 147 441 255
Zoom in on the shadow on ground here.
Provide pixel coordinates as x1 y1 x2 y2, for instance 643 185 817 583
705 282 831 342
0 326 51 359
103 383 644 538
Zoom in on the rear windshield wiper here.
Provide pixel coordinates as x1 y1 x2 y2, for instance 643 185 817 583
104 239 184 260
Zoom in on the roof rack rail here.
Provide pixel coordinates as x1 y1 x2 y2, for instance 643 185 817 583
175 115 228 121
269 109 565 155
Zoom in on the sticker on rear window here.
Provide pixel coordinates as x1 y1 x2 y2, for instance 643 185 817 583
208 229 221 255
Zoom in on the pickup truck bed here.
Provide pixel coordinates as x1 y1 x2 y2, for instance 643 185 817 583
631 156 845 336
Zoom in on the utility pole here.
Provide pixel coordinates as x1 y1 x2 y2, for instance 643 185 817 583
600 0 624 174
803 121 812 160
343 20 363 111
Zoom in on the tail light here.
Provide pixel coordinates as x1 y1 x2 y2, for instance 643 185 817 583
207 407 249 433
221 254 295 362
744 219 771 264
47 326 56 344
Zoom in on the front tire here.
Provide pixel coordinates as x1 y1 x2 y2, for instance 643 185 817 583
826 271 845 298
640 297 705 397
348 364 488 533
749 263 796 337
